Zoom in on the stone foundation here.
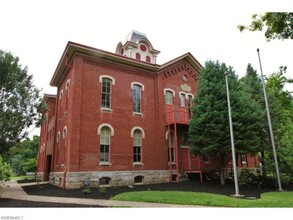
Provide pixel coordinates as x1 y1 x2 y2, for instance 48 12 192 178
36 172 44 181
49 170 170 189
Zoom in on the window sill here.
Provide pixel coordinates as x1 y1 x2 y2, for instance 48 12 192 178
133 112 143 116
101 108 112 112
167 162 176 165
133 162 144 166
99 162 112 167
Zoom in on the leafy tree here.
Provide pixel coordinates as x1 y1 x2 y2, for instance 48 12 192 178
0 154 13 188
189 60 263 185
0 50 42 153
265 67 293 179
4 136 39 175
238 12 293 41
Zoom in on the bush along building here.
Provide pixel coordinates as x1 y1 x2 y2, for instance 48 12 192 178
37 31 259 189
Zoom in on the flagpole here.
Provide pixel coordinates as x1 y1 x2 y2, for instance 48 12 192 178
224 72 242 197
257 48 282 191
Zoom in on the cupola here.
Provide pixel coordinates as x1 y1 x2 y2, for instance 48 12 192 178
115 30 160 64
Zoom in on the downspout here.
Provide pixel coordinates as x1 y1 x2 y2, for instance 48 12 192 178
174 122 179 182
167 124 172 182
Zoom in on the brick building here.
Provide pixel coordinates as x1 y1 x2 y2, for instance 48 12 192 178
37 31 259 188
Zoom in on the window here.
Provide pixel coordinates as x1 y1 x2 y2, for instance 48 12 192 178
146 56 151 63
187 94 194 119
136 52 141 60
62 126 67 139
133 85 142 113
101 78 112 108
180 93 186 107
181 132 189 146
168 131 175 163
100 127 110 162
56 131 61 143
100 177 111 186
165 91 173 105
134 175 144 184
241 154 248 166
133 130 142 163
59 90 64 105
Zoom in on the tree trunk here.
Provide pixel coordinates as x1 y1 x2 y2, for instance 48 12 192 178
219 153 226 185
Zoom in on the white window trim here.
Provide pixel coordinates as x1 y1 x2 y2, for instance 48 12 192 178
186 93 194 100
99 75 115 85
179 91 187 97
59 89 64 99
164 88 175 97
97 123 114 136
179 92 187 107
130 126 145 138
57 131 61 143
62 126 67 139
99 162 112 167
131 82 145 91
132 162 144 166
65 79 70 91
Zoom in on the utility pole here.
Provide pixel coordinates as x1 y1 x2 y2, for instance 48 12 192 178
257 48 282 191
224 72 242 197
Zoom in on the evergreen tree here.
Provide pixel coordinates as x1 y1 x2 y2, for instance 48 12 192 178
239 64 268 176
189 60 263 185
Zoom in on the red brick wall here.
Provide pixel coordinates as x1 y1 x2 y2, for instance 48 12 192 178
66 55 167 172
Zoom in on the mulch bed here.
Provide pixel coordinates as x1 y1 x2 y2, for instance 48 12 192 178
21 180 286 199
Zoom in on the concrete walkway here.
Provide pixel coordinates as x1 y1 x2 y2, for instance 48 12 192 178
0 181 205 208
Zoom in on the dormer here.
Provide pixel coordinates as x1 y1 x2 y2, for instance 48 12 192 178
115 30 160 64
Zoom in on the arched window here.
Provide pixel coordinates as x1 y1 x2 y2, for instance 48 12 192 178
62 126 67 139
133 84 142 113
146 56 151 63
56 131 61 143
136 52 141 60
101 78 112 109
187 94 194 119
164 89 175 105
100 126 111 163
133 129 142 163
179 92 186 107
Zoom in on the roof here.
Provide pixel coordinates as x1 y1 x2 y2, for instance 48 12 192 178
50 41 202 87
125 30 148 43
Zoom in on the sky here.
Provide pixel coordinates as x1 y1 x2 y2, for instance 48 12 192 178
1 0 293 138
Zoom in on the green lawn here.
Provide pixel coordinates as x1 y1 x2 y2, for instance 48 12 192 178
10 176 35 181
112 191 293 207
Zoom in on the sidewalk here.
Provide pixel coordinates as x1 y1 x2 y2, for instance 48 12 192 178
0 181 205 208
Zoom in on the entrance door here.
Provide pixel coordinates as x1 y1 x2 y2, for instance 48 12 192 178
45 155 52 181
181 147 191 170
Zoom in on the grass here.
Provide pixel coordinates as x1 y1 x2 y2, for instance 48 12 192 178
112 191 293 207
10 176 35 181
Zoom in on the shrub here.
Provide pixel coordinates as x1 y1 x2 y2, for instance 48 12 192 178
238 168 258 187
81 187 91 194
98 186 107 194
0 155 13 189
